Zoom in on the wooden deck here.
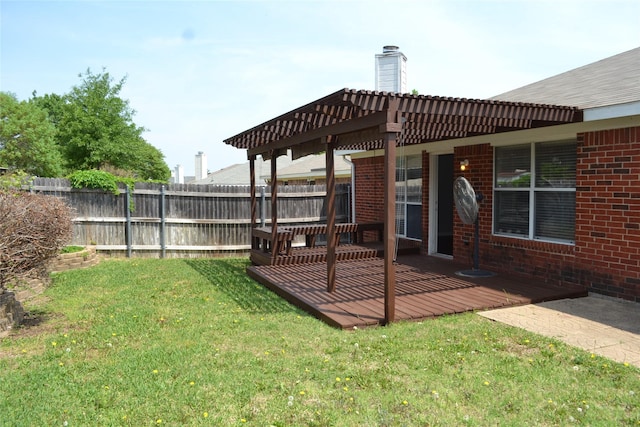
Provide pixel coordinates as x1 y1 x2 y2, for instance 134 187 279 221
247 254 588 329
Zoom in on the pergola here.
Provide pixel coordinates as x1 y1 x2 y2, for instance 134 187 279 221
223 88 582 324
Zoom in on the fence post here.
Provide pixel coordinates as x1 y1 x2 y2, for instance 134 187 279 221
260 186 266 227
31 180 353 257
160 185 166 258
125 187 132 258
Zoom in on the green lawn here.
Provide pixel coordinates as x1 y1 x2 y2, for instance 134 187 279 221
1 258 638 426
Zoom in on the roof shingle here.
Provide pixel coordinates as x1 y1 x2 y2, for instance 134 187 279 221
491 47 640 109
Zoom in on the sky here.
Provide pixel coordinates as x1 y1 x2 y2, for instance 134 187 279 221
1 0 639 176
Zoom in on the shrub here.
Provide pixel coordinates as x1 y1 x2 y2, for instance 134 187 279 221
68 170 121 195
0 171 33 192
67 170 136 211
0 190 73 289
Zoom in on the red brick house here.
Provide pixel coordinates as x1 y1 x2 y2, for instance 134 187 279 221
351 47 640 302
224 47 640 310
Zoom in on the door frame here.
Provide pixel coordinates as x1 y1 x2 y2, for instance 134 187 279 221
428 150 454 257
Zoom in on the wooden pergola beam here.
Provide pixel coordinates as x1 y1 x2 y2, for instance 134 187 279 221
225 89 581 152
247 110 389 157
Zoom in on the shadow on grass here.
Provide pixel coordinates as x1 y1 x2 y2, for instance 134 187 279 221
20 309 47 328
184 258 298 314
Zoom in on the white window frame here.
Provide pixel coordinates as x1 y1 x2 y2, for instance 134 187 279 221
493 141 576 244
395 154 422 241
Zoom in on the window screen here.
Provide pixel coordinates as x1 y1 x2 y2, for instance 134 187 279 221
534 192 575 241
395 154 422 240
495 145 530 189
535 141 576 188
494 191 530 236
494 141 576 243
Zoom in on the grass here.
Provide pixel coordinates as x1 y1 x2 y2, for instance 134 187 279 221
0 258 638 426
59 245 86 254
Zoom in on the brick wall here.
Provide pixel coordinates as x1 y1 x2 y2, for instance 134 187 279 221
353 155 387 242
353 125 640 302
48 246 101 273
453 144 495 267
354 156 385 242
452 144 581 288
573 126 640 300
452 128 640 302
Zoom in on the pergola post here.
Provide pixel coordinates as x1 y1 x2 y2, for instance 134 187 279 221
270 151 278 264
249 155 258 249
383 131 397 324
325 139 336 292
382 97 401 325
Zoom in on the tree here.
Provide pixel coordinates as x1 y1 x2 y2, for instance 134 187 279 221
123 138 173 181
0 92 65 177
30 92 65 128
55 69 170 181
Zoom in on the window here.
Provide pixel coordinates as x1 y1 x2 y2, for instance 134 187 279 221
396 154 422 240
494 141 576 243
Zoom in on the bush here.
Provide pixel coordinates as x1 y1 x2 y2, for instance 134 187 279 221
68 170 121 195
0 171 33 192
0 190 73 289
67 170 135 211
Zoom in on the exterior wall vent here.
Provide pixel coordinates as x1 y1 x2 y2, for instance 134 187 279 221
375 45 407 93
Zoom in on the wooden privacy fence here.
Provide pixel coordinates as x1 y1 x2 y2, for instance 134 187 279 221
31 178 351 258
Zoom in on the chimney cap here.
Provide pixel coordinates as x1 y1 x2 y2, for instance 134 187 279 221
382 45 400 53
